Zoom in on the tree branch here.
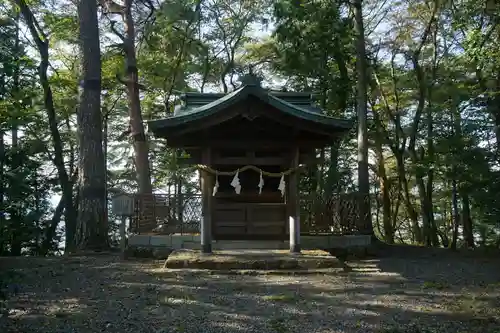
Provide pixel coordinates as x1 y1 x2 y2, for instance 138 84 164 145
408 0 439 152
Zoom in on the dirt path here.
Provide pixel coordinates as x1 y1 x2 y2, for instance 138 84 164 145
1 255 499 333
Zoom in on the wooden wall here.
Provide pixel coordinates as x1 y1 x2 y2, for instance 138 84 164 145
209 148 290 240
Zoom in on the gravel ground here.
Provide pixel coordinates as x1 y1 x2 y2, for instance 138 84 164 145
1 254 499 333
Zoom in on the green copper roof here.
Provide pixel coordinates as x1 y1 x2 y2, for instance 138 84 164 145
148 84 353 133
173 91 319 116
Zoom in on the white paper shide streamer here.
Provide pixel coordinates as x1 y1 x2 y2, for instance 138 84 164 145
278 174 286 197
212 173 219 196
230 170 242 194
257 171 264 194
200 165 298 196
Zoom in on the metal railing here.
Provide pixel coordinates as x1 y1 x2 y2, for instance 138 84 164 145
131 193 201 234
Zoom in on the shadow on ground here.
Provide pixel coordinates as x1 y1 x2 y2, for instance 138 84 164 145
0 253 499 333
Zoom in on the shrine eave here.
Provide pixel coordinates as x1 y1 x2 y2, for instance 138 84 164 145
147 85 353 135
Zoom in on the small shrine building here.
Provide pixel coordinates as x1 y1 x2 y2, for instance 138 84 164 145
147 74 353 254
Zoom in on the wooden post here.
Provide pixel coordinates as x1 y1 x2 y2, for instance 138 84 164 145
201 148 212 254
289 147 301 254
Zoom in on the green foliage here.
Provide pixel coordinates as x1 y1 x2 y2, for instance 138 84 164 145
271 0 358 196
0 5 59 256
1 0 500 254
272 0 354 113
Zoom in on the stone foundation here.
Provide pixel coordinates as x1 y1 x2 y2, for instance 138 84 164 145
163 249 343 270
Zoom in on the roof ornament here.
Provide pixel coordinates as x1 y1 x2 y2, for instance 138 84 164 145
240 65 262 87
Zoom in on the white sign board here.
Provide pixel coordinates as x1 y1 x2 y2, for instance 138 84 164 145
112 193 135 216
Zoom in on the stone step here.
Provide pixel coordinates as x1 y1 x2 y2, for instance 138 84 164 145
163 249 343 270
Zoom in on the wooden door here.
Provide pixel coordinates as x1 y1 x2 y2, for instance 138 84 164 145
213 203 287 240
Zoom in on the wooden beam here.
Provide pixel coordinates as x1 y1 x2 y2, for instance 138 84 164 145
165 138 336 149
214 156 285 165
178 154 315 166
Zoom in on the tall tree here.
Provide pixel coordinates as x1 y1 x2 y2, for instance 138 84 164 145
123 0 153 194
74 0 108 251
352 0 372 235
100 0 154 194
14 0 78 251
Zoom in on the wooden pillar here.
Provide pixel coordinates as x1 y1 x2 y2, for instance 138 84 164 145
201 147 212 254
289 147 301 254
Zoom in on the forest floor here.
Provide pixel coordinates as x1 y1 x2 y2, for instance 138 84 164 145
1 251 499 333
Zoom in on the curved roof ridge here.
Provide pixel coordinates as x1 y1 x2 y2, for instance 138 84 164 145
148 84 353 132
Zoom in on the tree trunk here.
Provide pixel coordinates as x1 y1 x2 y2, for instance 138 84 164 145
406 3 437 245
10 11 22 256
0 60 4 254
395 153 422 243
0 127 3 254
124 0 153 194
176 175 184 224
352 0 372 235
461 194 474 248
426 176 440 246
450 178 460 250
16 0 76 252
375 138 393 243
316 148 325 194
493 73 500 155
332 39 349 113
424 109 439 247
325 141 340 194
40 196 65 255
103 106 109 223
74 0 109 251
12 11 19 149
391 190 402 236
425 22 439 248
416 173 432 246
